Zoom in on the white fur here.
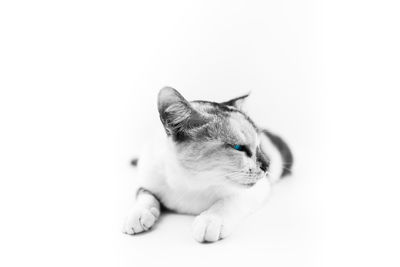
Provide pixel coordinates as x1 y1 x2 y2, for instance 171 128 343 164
122 126 284 242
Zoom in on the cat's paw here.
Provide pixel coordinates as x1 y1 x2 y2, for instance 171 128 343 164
192 214 227 243
122 206 160 235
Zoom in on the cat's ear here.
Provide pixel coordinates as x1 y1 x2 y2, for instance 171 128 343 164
221 93 250 110
157 87 208 139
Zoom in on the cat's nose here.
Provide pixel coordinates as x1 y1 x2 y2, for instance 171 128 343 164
256 147 269 172
259 161 268 172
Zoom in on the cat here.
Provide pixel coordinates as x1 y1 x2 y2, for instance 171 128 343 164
122 87 293 243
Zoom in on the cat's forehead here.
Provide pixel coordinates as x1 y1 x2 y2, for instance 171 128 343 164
191 100 237 114
191 100 258 144
227 113 258 145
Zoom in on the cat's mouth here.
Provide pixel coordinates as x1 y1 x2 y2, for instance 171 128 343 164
225 172 267 187
241 180 258 187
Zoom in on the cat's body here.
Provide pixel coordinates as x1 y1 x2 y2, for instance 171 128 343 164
136 127 286 215
123 87 293 242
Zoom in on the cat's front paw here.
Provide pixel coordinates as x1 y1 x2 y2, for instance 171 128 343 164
192 214 228 243
122 206 160 235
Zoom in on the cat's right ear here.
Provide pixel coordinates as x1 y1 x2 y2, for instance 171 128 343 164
221 93 250 110
157 87 207 139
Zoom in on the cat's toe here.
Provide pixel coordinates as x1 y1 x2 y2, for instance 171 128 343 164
122 207 159 235
192 214 224 243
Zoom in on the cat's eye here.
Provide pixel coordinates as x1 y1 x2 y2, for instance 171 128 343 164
233 144 244 151
231 144 252 157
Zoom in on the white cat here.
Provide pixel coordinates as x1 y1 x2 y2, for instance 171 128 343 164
122 87 293 243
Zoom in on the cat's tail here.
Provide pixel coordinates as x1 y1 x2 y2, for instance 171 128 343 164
130 158 139 167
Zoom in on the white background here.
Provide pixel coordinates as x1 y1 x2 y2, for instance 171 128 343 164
1 0 399 266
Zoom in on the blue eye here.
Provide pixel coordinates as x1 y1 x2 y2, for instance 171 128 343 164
230 144 252 157
233 144 243 151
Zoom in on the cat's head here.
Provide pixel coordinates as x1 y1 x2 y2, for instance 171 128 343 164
158 87 269 187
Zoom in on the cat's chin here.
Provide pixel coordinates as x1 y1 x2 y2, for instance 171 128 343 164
225 174 266 188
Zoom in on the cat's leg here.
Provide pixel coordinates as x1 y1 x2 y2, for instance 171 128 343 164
122 188 161 235
192 181 270 243
192 197 244 242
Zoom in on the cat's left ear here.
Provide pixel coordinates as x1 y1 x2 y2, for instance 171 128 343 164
157 87 209 139
221 93 250 110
